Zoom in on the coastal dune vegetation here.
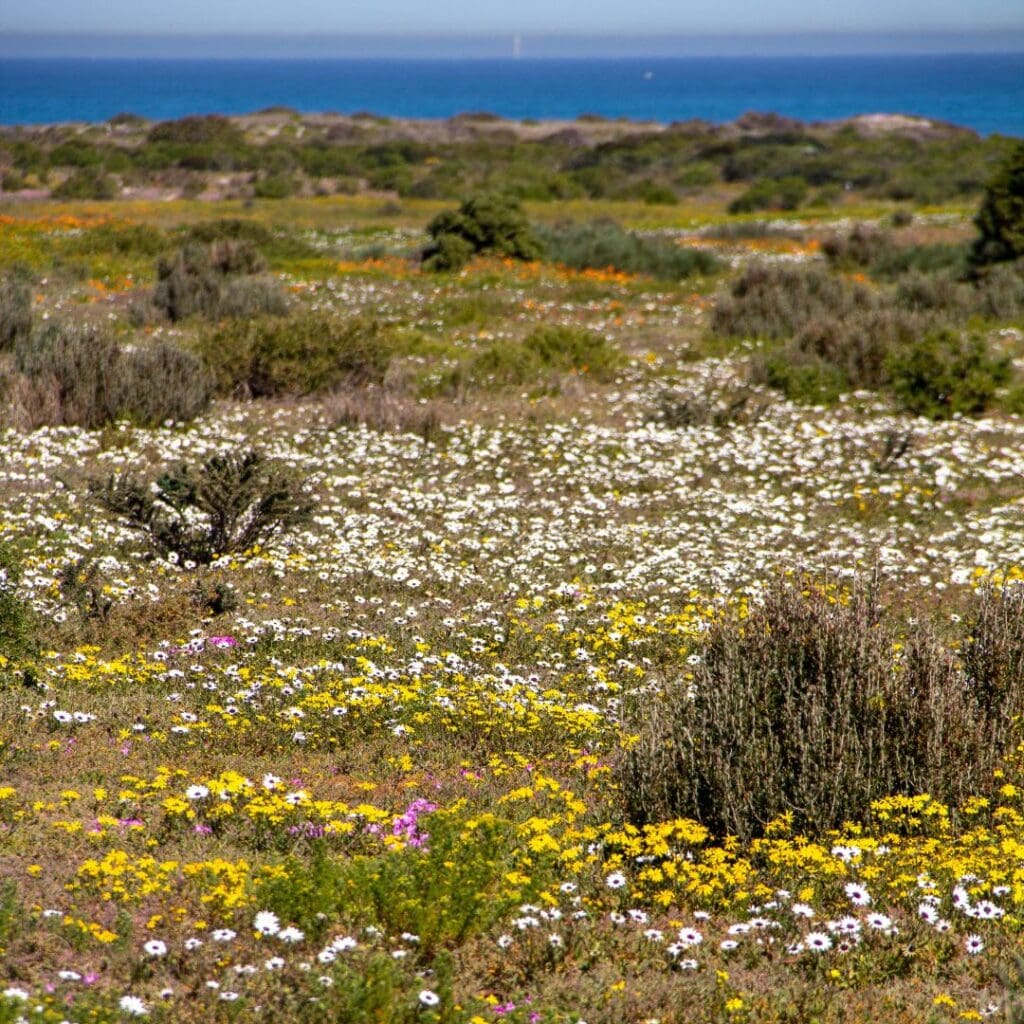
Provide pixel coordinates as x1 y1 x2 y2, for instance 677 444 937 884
1 113 1024 1022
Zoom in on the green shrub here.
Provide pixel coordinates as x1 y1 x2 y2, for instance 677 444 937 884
259 810 531 959
728 175 807 213
450 325 621 391
253 173 298 199
538 220 720 280
760 350 850 405
521 324 622 378
886 329 1010 419
422 232 475 273
424 193 542 272
618 576 1019 840
0 274 32 351
971 141 1024 268
195 313 395 398
51 169 117 200
0 543 36 668
870 241 969 280
92 449 311 565
712 263 874 340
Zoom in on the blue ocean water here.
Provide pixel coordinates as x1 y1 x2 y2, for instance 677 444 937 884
1 55 1022 135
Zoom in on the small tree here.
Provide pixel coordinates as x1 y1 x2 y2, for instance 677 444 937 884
92 450 311 565
423 194 542 272
971 142 1024 268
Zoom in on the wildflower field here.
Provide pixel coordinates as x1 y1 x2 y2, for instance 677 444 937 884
3 126 1024 1023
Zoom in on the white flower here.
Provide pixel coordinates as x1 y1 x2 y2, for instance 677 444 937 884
253 911 281 936
3 988 28 1001
677 927 703 947
605 871 627 890
185 785 209 801
264 957 285 970
278 926 304 943
844 883 871 907
965 934 985 955
418 990 440 1007
804 932 833 952
183 937 203 951
211 929 237 942
143 939 167 957
118 995 148 1016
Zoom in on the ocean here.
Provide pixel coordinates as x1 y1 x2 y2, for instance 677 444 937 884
1 54 1022 135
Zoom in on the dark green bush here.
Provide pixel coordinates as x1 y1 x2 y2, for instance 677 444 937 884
0 274 32 351
712 263 875 340
618 577 1021 840
538 220 720 280
971 141 1024 268
92 449 311 565
147 115 246 147
195 313 395 398
886 329 1010 419
424 193 542 272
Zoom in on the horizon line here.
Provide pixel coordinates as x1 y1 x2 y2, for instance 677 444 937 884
4 29 1024 59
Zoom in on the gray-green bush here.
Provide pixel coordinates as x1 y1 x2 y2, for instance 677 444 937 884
12 322 211 427
538 220 720 280
619 577 1024 840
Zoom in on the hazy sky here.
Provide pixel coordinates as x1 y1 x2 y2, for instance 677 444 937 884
4 0 1023 37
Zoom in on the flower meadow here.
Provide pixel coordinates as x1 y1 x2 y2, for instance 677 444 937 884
2 194 1024 1024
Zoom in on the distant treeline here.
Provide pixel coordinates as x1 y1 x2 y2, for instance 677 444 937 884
0 110 1017 207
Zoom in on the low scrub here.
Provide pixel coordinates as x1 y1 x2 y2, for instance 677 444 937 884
447 325 621 391
619 577 1024 840
325 386 443 440
91 449 311 565
195 312 396 398
538 220 720 280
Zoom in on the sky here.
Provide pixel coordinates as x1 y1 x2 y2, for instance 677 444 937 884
4 0 1023 37
2 1 1023 55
